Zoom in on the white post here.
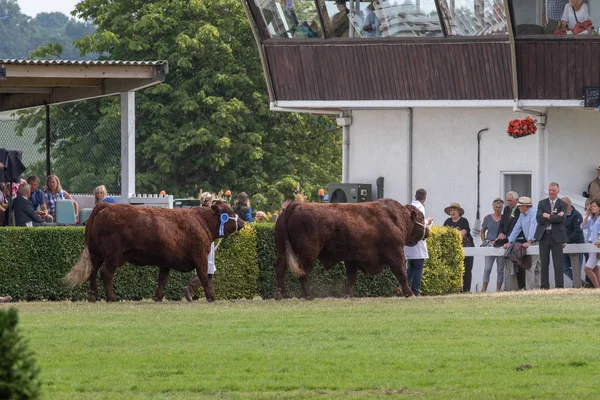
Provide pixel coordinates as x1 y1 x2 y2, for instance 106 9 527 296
121 92 135 200
337 113 352 184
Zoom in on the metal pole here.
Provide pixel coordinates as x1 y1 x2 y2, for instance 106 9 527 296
473 128 489 235
45 104 51 177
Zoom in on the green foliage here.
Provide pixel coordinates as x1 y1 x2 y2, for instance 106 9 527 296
213 226 259 300
421 226 464 295
0 308 41 400
0 0 96 59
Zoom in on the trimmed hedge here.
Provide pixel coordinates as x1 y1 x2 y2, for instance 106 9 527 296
0 224 462 301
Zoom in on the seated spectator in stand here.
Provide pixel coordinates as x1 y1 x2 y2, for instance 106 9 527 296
480 198 505 292
255 211 267 223
558 0 592 33
581 199 600 288
13 183 46 227
93 185 116 204
27 175 52 222
45 175 78 219
234 192 254 222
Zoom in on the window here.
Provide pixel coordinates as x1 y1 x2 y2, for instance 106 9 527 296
256 0 323 38
439 0 507 36
513 0 597 36
503 173 532 198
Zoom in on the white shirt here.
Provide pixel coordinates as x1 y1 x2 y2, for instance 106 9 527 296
207 242 216 274
561 3 590 30
404 200 430 260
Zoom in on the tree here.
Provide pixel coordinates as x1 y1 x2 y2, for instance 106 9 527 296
65 0 341 210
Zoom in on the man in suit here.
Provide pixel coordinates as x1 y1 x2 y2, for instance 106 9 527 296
497 191 525 290
534 182 568 289
13 183 46 227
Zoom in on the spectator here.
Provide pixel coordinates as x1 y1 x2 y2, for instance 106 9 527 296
581 199 600 288
504 197 541 290
26 176 52 222
497 191 526 290
255 211 267 223
558 0 592 32
363 3 381 37
13 184 46 227
93 185 116 204
561 196 585 287
234 192 254 222
200 192 213 207
443 202 474 293
45 175 79 219
331 0 350 37
534 182 568 289
480 197 505 292
584 166 600 201
404 189 433 296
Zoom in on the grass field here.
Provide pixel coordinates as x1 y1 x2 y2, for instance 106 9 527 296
5 290 600 399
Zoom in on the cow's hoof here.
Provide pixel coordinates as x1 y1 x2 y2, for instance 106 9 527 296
206 297 215 303
87 294 97 303
154 297 163 302
182 287 193 302
305 296 314 301
274 292 283 301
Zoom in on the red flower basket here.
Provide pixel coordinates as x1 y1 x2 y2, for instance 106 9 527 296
507 117 537 139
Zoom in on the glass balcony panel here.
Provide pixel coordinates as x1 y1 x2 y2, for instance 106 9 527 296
439 0 507 36
255 0 323 38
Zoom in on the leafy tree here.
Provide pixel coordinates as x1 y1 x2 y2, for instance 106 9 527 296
64 0 342 210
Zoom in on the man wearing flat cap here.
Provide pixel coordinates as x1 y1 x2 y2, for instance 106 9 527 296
504 196 541 290
534 182 568 289
331 0 350 37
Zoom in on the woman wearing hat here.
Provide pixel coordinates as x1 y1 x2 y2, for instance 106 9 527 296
443 202 475 293
480 198 505 292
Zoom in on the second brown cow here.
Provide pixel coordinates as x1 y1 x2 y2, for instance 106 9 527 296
273 199 429 300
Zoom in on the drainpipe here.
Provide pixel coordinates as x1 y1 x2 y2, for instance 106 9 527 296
337 113 352 183
407 107 413 203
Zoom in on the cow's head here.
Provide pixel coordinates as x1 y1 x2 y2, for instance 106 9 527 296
211 201 245 236
405 205 429 247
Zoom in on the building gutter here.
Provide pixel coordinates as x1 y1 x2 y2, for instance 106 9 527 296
270 103 343 116
272 100 583 109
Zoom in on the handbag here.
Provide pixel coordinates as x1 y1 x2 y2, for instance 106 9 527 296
555 5 594 35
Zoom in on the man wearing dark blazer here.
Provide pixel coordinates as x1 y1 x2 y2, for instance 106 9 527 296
497 191 525 290
13 183 46 227
534 182 568 289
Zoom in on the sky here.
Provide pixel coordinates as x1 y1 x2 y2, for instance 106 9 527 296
17 0 79 18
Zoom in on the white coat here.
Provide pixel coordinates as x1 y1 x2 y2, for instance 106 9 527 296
404 200 430 260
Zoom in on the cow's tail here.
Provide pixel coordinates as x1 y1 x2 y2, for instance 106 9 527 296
64 246 92 287
63 203 108 287
283 204 304 277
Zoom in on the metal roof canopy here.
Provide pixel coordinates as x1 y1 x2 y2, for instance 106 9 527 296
0 59 169 111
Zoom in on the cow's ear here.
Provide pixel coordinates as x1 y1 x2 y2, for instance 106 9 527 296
211 204 220 214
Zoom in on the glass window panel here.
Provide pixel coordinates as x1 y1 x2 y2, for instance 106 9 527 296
514 0 596 36
376 0 444 37
439 0 507 36
255 0 323 38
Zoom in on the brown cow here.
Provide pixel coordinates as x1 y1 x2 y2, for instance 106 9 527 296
64 202 244 302
273 199 428 300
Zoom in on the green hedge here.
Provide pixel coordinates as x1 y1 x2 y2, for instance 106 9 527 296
0 224 462 301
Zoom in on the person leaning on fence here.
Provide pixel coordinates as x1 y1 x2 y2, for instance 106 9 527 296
13 183 46 227
93 185 116 204
26 176 53 222
504 196 541 290
497 191 526 290
480 197 505 292
45 175 79 219
561 196 585 287
580 199 600 288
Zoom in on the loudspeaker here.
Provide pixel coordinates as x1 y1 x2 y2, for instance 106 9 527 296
376 176 384 199
327 183 372 203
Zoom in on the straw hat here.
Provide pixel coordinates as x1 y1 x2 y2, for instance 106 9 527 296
444 202 464 216
516 196 533 206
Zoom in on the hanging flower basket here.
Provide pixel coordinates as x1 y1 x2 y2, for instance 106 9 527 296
507 117 537 139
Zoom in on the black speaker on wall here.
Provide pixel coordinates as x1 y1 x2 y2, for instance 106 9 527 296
376 176 384 199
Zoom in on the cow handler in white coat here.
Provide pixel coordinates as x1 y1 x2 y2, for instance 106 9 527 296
403 189 433 296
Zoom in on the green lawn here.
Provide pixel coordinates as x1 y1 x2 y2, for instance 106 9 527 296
5 290 600 399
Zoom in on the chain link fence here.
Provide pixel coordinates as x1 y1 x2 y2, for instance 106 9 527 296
0 117 121 194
